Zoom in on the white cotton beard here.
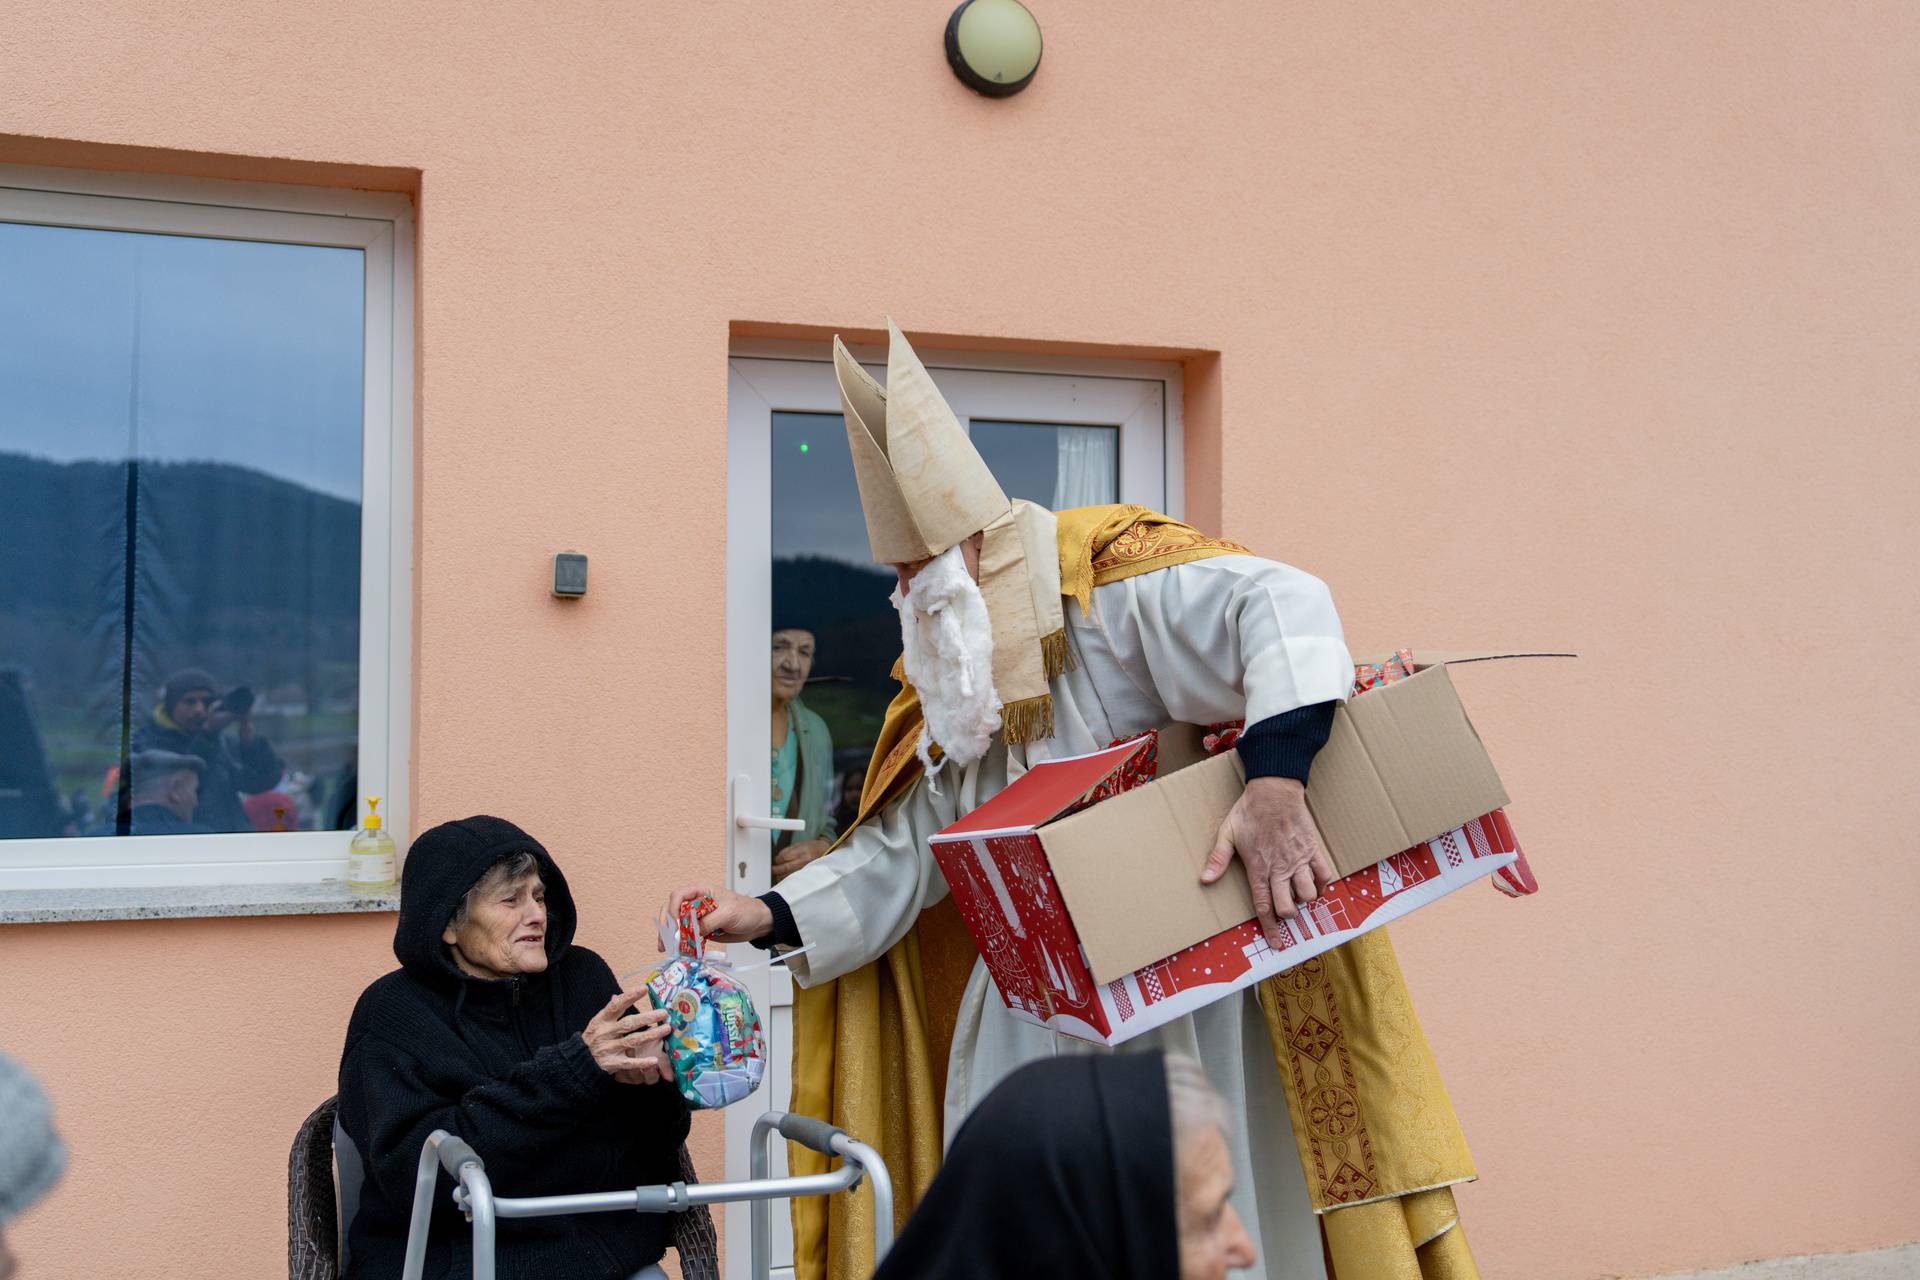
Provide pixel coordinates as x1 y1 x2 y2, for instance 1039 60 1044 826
894 544 1002 772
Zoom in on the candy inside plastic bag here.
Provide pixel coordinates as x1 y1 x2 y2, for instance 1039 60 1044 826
642 896 766 1110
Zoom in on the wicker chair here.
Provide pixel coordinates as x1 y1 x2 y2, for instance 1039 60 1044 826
290 1095 721 1280
289 1097 341 1280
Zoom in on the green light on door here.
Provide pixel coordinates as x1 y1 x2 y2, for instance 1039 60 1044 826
799 441 810 453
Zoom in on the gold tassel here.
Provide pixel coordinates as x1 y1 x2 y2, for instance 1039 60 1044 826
999 694 1055 746
1040 628 1075 680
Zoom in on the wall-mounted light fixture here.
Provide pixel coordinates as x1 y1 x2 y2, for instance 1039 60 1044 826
945 0 1042 98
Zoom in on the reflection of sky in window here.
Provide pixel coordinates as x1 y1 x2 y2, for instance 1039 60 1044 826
971 419 1117 509
970 420 1060 507
772 412 1117 567
773 412 871 566
0 222 364 501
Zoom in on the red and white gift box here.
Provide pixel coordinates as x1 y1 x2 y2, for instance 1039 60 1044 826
930 739 1526 1045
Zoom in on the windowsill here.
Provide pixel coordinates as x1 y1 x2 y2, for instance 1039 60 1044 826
0 881 401 925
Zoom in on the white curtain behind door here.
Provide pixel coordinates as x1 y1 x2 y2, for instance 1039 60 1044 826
1051 426 1118 510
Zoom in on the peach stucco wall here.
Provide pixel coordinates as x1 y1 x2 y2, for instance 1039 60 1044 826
3 4 1917 1277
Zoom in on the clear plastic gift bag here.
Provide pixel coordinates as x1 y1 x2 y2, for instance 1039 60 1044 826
642 895 767 1110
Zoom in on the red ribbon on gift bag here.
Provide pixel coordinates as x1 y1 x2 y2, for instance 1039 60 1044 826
674 893 717 956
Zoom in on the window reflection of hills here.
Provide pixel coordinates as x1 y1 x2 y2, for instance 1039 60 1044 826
0 449 360 837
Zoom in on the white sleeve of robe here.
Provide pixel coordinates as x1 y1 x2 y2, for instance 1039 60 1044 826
777 553 1352 987
772 770 960 987
1082 553 1354 728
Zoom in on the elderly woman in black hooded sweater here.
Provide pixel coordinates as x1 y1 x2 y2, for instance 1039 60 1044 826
337 816 690 1280
873 1052 1257 1280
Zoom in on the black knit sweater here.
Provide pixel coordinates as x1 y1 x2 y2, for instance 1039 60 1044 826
337 816 690 1280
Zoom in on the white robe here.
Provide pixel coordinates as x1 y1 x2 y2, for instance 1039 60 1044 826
778 527 1354 1279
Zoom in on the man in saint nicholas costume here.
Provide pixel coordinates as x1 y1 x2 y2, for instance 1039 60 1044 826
674 322 1486 1280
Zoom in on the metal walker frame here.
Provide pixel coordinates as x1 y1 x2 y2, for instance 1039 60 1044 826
397 1110 893 1280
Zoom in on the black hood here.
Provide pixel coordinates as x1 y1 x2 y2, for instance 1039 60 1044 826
873 1052 1178 1280
393 815 578 988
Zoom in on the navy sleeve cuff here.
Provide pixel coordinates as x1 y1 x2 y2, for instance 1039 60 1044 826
751 892 803 951
1236 701 1338 782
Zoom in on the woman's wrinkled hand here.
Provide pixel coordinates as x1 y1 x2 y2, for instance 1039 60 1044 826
582 982 674 1083
772 837 832 883
612 1049 675 1087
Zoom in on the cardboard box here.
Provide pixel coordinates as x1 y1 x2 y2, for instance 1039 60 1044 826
928 652 1554 1045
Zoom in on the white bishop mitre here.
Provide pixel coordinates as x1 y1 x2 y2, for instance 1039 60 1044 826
833 320 1009 565
832 321 1069 745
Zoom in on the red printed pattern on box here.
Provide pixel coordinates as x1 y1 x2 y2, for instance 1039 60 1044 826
1128 809 1518 1012
937 827 1113 1038
936 806 1525 1046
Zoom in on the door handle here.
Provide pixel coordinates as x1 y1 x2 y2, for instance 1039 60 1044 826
737 813 806 833
730 774 807 833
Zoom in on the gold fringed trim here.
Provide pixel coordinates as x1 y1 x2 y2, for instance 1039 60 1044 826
1057 504 1154 615
1040 628 1075 680
1000 693 1054 746
1055 505 1249 617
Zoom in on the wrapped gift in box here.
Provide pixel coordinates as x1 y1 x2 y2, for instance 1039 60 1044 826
927 650 1556 1046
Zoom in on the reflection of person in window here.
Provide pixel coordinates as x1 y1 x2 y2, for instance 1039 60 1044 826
827 764 866 840
110 749 211 836
131 668 284 834
770 627 837 883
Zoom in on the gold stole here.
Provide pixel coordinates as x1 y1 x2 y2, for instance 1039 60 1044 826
789 505 1481 1280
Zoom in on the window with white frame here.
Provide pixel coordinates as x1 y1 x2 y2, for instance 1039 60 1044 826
0 166 412 891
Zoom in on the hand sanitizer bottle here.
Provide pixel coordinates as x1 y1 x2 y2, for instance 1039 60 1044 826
347 796 398 893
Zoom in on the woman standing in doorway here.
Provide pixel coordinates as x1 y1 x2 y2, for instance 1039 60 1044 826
770 625 836 882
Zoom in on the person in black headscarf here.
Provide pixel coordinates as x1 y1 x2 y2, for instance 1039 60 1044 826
874 1052 1257 1280
336 816 691 1280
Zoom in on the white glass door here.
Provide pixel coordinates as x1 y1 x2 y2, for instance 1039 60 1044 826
722 345 1180 1279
